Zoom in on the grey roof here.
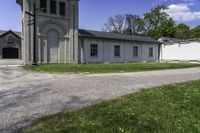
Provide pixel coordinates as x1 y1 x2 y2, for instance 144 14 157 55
0 30 21 38
159 37 185 44
13 31 21 38
0 29 162 44
0 30 7 36
159 37 200 44
79 29 161 44
186 38 200 42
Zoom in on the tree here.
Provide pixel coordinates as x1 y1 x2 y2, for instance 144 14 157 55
103 15 125 34
123 14 145 35
102 5 177 39
144 5 176 39
147 29 162 40
175 23 192 39
159 18 176 38
144 5 169 30
191 25 200 38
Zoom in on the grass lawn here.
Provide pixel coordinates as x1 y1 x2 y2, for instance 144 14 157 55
23 62 200 73
24 80 200 133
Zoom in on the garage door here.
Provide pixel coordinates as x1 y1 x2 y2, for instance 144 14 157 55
2 48 19 59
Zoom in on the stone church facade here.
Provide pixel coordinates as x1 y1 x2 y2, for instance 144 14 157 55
14 0 161 65
17 0 78 65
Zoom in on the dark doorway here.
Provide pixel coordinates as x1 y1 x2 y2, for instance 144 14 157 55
2 48 19 59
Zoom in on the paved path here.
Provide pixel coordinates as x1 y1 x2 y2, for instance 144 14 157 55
0 59 22 66
1 66 200 132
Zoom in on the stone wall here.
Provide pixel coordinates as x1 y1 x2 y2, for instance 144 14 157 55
19 0 79 65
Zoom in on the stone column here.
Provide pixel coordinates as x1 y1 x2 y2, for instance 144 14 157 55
69 0 79 64
23 0 31 64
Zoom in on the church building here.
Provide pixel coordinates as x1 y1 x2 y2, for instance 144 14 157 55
1 0 161 65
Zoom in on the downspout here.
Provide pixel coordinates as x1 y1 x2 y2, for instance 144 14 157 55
159 43 164 62
32 3 37 65
73 4 75 62
103 39 104 63
81 38 85 64
158 44 161 62
141 43 143 62
124 41 126 63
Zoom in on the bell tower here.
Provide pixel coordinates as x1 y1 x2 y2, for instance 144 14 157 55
17 0 79 65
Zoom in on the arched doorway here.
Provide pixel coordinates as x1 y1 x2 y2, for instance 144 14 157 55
2 48 19 59
47 29 59 63
39 21 67 64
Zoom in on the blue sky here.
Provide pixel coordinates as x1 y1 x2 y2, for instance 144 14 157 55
0 0 199 31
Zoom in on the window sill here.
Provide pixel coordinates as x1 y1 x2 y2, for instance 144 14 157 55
114 56 121 58
90 56 99 58
133 56 139 58
37 13 69 20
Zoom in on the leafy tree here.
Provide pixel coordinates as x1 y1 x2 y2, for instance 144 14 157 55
147 29 162 40
135 18 145 34
144 5 168 30
159 18 176 38
144 5 176 39
191 25 200 38
103 15 125 34
103 5 178 39
123 14 145 35
175 23 192 39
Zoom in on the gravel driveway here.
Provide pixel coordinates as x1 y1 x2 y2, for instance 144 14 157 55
1 66 200 133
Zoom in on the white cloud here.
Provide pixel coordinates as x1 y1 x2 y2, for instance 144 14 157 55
166 3 200 22
164 0 195 1
183 0 196 2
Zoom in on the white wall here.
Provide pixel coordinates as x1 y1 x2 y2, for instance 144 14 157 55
161 42 200 61
80 38 159 63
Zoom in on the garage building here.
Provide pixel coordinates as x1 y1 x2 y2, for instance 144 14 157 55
0 30 21 60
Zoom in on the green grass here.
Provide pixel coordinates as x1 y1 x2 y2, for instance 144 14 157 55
24 80 200 133
23 62 200 73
